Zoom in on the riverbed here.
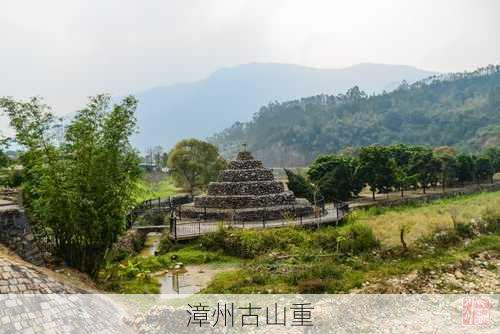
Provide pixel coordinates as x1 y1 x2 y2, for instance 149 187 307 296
140 232 235 295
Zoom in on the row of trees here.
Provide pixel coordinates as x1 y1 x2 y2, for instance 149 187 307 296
0 95 140 276
287 144 500 202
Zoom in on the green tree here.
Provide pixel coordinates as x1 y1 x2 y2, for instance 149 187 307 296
433 147 457 192
0 95 140 276
308 155 363 202
455 153 475 186
483 147 500 173
409 149 440 194
474 155 495 183
284 169 314 202
167 139 226 195
0 150 9 169
387 144 422 197
358 146 396 200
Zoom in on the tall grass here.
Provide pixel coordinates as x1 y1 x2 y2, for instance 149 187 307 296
354 191 500 246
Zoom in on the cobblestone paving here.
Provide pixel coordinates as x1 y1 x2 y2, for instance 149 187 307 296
0 258 131 333
0 257 80 294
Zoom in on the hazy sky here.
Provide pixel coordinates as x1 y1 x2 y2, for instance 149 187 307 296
1 0 499 127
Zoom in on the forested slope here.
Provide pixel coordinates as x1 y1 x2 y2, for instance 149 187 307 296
210 65 500 166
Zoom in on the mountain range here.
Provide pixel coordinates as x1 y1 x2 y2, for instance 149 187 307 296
210 65 500 166
132 63 437 150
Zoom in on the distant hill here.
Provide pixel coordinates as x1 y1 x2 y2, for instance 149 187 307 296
132 63 437 150
210 65 500 167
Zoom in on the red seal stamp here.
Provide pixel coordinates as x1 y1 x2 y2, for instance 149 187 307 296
462 297 491 326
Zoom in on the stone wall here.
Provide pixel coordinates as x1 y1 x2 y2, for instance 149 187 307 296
218 169 274 182
194 191 296 208
182 199 313 222
0 206 44 266
228 160 263 169
208 181 285 196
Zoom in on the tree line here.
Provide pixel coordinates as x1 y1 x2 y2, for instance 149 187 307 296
287 144 500 202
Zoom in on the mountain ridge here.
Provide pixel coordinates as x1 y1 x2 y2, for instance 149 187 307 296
132 62 437 150
210 65 500 166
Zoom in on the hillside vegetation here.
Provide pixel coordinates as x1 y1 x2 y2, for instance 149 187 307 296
211 65 500 166
132 63 435 150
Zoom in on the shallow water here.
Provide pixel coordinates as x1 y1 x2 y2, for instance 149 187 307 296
139 232 162 257
159 270 201 295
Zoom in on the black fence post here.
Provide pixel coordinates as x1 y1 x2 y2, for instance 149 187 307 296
204 205 207 221
173 216 177 240
198 221 201 235
179 205 182 220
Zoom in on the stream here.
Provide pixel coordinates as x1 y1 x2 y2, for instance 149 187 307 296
139 232 209 295
139 232 162 257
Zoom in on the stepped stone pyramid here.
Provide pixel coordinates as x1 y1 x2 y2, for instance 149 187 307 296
182 150 313 221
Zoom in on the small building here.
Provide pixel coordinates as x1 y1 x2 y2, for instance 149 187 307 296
138 162 157 172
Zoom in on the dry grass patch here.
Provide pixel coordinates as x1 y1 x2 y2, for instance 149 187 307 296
355 191 500 247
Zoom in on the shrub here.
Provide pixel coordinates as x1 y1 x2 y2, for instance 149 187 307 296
199 224 227 250
297 278 326 293
157 233 174 254
136 211 165 226
6 169 24 188
285 169 314 202
309 227 340 250
202 227 306 258
107 230 147 262
339 223 379 254
432 229 462 247
454 222 474 238
481 206 500 233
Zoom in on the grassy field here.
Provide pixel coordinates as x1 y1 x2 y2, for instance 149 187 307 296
203 233 499 293
201 190 500 293
134 174 179 203
100 190 500 294
355 191 500 247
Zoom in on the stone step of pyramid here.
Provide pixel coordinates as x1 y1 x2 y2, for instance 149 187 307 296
207 181 284 196
194 191 295 208
227 159 264 170
218 168 274 182
182 199 313 222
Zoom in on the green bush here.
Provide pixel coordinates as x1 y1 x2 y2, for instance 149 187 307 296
309 226 340 250
339 223 379 254
6 169 24 188
202 227 306 258
107 230 147 262
285 169 314 202
454 222 474 238
157 233 174 254
199 224 227 250
481 206 500 233
432 229 462 248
